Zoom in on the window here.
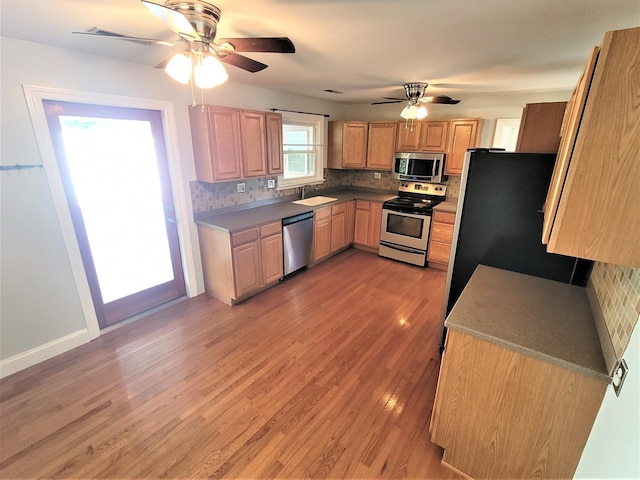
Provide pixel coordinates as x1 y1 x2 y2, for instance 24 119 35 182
277 112 326 189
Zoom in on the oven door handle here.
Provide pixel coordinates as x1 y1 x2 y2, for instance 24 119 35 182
379 241 425 255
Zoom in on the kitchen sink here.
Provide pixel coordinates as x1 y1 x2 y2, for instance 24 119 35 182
292 196 338 206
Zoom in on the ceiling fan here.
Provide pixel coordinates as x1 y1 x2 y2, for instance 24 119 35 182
371 82 460 120
73 0 295 89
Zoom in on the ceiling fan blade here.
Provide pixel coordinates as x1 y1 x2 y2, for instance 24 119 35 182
141 0 201 41
371 99 405 105
72 29 176 46
423 95 461 105
217 37 295 53
218 52 268 73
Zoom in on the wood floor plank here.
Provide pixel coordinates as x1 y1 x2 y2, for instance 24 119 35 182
0 249 459 479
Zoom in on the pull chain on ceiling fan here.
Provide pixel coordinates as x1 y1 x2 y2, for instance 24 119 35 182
73 0 295 98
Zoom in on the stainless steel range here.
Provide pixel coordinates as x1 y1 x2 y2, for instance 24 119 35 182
379 181 447 266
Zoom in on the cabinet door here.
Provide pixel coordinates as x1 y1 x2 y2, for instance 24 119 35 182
396 121 422 150
515 102 567 153
261 232 283 285
368 202 382 248
542 47 598 244
313 208 332 262
345 200 356 245
232 240 261 298
209 106 243 180
353 200 370 245
366 122 398 170
265 113 283 175
445 119 482 175
420 121 449 152
330 204 347 252
342 123 368 168
240 110 268 177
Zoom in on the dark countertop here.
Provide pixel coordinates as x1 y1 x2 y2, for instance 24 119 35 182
194 188 396 233
445 265 610 383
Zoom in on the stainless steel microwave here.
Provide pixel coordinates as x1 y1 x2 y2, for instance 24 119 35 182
393 152 445 182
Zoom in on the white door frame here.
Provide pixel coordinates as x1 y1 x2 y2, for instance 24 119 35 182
23 85 199 339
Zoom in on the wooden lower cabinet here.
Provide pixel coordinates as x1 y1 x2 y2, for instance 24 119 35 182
330 203 348 251
427 211 455 270
354 200 382 251
312 207 332 263
198 221 283 305
430 329 607 480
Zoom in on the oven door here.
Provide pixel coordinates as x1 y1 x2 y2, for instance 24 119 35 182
380 208 431 251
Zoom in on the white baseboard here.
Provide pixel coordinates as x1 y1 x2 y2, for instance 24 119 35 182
0 329 92 379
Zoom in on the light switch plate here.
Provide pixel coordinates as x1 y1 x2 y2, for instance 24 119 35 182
374 172 381 179
236 183 246 193
267 179 276 189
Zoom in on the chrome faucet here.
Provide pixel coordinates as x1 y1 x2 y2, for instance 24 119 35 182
301 184 318 199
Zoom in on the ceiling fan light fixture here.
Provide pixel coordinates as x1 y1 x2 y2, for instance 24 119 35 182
193 54 228 88
165 52 193 84
400 103 428 120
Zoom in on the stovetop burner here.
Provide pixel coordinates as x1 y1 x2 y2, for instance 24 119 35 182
383 181 447 215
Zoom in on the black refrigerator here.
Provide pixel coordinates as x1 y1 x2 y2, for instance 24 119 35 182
439 149 593 347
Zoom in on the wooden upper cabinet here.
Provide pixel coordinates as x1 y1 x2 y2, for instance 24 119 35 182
515 102 567 153
396 121 422 151
240 110 268 177
190 105 242 182
366 121 398 170
445 119 483 176
265 113 283 175
189 106 284 182
420 121 449 152
544 27 640 267
328 121 368 168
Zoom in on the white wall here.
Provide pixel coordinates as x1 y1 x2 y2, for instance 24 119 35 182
575 319 640 479
0 36 346 375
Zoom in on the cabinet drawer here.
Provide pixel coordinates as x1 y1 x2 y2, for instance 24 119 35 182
430 222 454 244
314 206 331 220
331 203 346 215
260 221 281 237
355 199 370 211
432 211 455 225
232 227 259 246
428 241 452 264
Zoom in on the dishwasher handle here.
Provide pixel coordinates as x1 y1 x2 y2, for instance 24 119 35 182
282 211 314 226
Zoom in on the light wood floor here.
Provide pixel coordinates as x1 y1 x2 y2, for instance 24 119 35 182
0 249 459 479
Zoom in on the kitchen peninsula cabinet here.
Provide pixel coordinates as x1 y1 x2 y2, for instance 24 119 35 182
327 121 368 169
445 119 483 175
430 266 609 480
543 27 640 268
427 211 455 270
198 221 283 305
353 200 382 251
313 202 355 264
189 105 283 182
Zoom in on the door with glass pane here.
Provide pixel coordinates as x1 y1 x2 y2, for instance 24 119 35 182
43 100 185 328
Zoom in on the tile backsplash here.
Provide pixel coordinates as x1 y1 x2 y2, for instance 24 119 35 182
590 262 640 359
190 169 461 213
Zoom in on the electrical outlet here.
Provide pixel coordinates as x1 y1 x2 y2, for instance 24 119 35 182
236 182 246 193
374 172 381 180
612 359 628 397
267 179 276 189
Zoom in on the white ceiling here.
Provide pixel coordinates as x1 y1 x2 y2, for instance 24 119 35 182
1 0 639 105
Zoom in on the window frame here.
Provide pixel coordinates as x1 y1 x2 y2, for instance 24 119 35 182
277 111 326 190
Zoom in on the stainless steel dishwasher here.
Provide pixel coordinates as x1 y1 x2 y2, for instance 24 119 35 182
282 211 314 276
